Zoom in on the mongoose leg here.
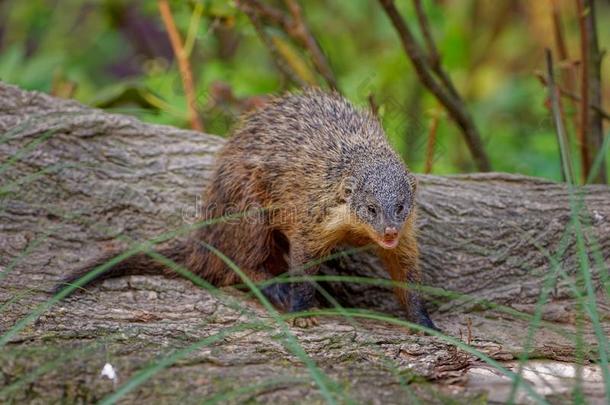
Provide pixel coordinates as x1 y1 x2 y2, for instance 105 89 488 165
378 233 437 330
260 278 318 328
259 282 319 327
265 238 319 328
260 282 292 310
259 281 314 314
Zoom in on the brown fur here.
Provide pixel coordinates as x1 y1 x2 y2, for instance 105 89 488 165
57 89 435 329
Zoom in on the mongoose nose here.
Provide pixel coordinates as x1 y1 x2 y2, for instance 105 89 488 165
384 227 398 240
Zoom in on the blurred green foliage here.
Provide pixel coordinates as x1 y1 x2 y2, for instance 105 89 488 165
1 0 608 180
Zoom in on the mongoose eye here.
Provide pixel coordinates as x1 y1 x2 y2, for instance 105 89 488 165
396 204 404 214
367 205 377 216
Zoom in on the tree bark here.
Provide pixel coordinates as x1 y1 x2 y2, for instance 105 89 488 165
0 83 608 403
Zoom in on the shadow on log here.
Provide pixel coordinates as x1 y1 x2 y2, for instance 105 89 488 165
0 83 608 403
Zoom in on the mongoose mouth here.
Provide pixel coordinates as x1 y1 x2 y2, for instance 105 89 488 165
376 226 400 249
377 236 399 249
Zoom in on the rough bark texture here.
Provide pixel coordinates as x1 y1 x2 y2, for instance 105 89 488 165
0 83 609 403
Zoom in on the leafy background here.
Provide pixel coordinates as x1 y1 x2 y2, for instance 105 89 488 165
1 0 608 180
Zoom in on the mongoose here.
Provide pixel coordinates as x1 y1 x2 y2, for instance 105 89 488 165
57 89 436 330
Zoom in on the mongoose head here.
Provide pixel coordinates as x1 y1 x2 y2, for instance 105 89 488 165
342 162 416 249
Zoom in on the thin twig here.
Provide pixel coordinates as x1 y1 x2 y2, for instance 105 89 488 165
535 73 610 121
424 111 440 174
550 0 579 146
546 49 575 185
576 0 591 181
283 0 338 90
551 0 570 63
239 3 305 88
238 0 338 90
378 0 491 172
581 0 606 184
412 0 458 99
413 0 439 68
158 0 204 132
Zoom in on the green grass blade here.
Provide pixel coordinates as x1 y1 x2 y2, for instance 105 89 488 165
0 211 260 347
98 323 268 405
201 376 308 404
200 241 344 405
290 308 550 405
0 129 55 176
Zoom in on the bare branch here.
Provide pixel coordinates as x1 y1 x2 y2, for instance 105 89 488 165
283 0 338 91
413 0 440 68
158 0 204 132
550 0 579 145
576 0 591 182
546 49 575 185
412 0 459 99
550 0 570 62
580 0 606 184
378 0 491 172
238 0 338 91
239 3 305 88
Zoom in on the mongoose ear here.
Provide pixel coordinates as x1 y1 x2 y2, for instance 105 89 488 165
340 176 357 202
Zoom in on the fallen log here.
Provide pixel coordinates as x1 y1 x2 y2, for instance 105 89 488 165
0 83 608 403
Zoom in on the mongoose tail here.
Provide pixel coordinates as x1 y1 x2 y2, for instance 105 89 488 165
53 243 186 295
